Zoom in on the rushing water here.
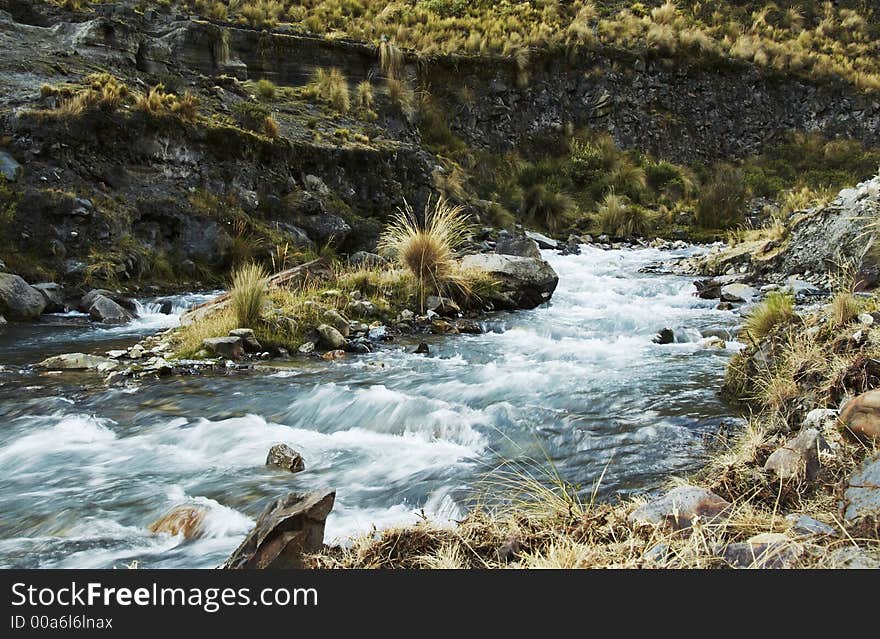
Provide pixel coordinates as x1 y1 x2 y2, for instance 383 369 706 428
0 247 742 568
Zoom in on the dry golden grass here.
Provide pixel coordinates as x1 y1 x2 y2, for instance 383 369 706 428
230 262 268 329
378 198 472 311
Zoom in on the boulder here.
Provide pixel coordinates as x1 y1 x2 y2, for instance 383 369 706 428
88 294 134 324
38 353 117 371
460 253 559 310
224 490 336 569
322 349 346 360
828 547 880 569
425 296 461 317
266 443 305 473
322 310 350 337
229 328 263 353
653 328 674 344
838 389 880 443
628 486 730 530
202 336 245 359
31 283 66 313
456 319 483 334
316 324 347 349
495 233 541 259
431 319 458 334
0 273 46 320
148 504 210 539
720 533 804 568
525 230 558 250
720 283 757 303
763 428 830 481
414 342 430 354
79 289 137 313
842 454 880 522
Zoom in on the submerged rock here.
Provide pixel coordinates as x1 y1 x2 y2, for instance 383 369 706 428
266 443 305 473
38 353 117 371
628 485 730 530
148 504 210 539
461 253 559 310
653 328 674 344
224 490 336 569
0 273 46 320
838 389 880 443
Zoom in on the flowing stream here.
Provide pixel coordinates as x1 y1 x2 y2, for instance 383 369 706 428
0 246 742 568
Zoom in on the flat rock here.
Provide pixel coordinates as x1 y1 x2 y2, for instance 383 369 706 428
628 485 730 530
785 514 837 538
838 389 880 443
720 533 804 568
224 490 336 569
38 353 117 371
202 336 245 359
525 230 558 250
842 454 880 522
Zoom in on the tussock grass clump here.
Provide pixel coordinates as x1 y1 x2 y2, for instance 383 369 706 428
828 290 861 328
230 262 268 329
520 185 573 233
263 115 280 140
385 77 415 118
595 192 652 238
741 291 796 343
306 68 350 113
355 80 374 111
378 198 471 311
697 164 748 229
255 78 277 100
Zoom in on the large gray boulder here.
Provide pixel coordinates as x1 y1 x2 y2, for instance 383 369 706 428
202 336 245 359
88 294 134 324
460 253 559 310
224 490 335 569
316 324 347 349
31 283 66 313
0 273 46 320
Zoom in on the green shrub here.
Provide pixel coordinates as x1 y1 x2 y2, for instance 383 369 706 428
696 164 748 229
232 101 271 131
520 185 573 233
741 291 795 343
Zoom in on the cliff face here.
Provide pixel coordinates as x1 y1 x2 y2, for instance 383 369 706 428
0 0 879 290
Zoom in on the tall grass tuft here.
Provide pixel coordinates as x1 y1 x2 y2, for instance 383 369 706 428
741 291 796 343
378 198 471 312
230 262 268 329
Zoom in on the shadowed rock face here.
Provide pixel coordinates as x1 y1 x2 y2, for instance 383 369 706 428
225 490 335 569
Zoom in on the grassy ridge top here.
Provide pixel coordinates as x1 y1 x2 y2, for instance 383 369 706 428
76 0 880 92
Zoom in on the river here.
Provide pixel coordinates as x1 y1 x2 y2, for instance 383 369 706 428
0 246 742 568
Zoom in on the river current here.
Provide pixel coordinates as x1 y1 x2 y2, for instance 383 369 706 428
0 246 741 567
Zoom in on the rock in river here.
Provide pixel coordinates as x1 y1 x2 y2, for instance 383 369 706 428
266 443 305 473
38 353 117 371
0 273 46 320
460 253 559 310
316 324 347 349
149 504 210 539
224 490 336 569
88 294 134 324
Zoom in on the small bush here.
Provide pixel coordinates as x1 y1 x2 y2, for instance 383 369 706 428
697 164 748 229
595 192 652 238
356 80 374 110
386 77 415 118
256 78 277 99
741 291 795 343
520 185 573 233
263 115 280 139
306 68 350 113
232 101 271 131
230 262 268 329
